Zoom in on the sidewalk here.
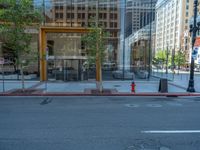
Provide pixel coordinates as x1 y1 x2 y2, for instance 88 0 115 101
0 81 40 93
0 79 198 96
152 71 200 92
35 80 186 93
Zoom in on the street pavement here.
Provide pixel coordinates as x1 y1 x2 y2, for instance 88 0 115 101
0 96 200 150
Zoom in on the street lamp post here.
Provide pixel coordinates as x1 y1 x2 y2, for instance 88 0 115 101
187 0 200 92
148 0 153 79
122 0 127 80
166 43 169 75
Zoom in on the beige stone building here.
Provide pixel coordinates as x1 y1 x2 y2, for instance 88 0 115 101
155 0 197 63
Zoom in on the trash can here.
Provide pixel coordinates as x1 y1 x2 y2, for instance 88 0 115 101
158 78 168 93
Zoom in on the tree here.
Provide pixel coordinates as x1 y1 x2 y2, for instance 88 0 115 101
0 0 42 91
81 24 109 93
174 50 186 72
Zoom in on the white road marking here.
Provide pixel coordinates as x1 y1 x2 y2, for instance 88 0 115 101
142 130 200 134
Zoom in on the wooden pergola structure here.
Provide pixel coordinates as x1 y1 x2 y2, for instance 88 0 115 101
39 26 91 81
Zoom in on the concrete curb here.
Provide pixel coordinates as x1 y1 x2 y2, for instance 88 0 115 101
0 92 200 97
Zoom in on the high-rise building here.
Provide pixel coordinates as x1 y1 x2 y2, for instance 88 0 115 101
49 0 120 59
125 0 157 37
40 0 121 81
120 0 157 71
155 0 195 59
50 0 120 29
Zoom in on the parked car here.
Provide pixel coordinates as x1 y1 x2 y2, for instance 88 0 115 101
112 70 135 79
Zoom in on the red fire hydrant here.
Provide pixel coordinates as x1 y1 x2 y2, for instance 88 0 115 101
131 81 136 93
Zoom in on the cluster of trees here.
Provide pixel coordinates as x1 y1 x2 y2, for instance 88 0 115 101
153 49 186 70
0 1 107 92
0 0 42 90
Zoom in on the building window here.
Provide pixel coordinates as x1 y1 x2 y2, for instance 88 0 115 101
67 13 74 19
110 13 113 19
71 13 74 19
110 22 114 28
114 14 117 19
186 12 189 17
67 13 71 19
114 22 117 28
78 13 81 19
104 13 107 19
104 22 107 28
81 22 86 27
55 13 63 19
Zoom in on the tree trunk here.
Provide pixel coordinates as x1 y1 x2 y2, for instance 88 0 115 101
96 57 103 93
96 43 103 93
21 65 25 92
99 64 103 93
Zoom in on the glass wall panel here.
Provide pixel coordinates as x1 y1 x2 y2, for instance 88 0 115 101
33 0 158 81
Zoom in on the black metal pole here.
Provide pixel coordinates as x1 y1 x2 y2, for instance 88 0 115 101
187 0 197 92
71 0 72 27
122 0 126 80
42 0 45 25
148 0 153 79
166 43 168 74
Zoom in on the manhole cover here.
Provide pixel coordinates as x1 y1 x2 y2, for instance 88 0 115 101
125 104 140 108
146 104 162 108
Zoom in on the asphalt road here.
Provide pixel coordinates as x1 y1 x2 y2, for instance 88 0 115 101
0 96 200 150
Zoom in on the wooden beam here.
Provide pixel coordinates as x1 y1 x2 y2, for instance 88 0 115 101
39 26 90 81
39 28 47 81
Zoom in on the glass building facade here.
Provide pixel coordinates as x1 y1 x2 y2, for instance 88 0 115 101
0 0 156 81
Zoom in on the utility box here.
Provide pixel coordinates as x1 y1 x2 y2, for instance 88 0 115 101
158 78 168 93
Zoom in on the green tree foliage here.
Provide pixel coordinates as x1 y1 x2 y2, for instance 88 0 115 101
0 0 41 68
153 50 172 69
81 26 109 65
174 50 186 67
0 0 42 90
81 24 109 92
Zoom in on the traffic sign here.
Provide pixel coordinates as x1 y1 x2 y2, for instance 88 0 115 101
192 47 198 60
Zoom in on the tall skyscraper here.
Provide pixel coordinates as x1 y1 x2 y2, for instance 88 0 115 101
125 0 157 37
155 0 194 54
